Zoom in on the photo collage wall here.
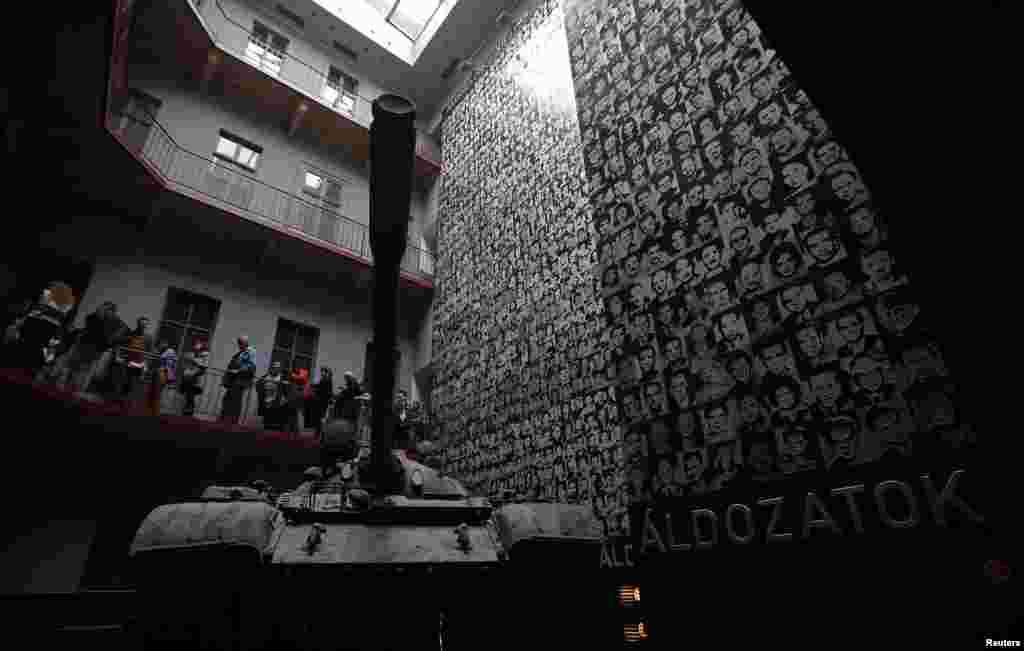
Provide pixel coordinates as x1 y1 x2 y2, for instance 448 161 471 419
562 0 974 502
432 0 631 536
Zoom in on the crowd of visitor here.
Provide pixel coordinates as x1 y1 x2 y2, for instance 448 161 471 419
2 289 425 438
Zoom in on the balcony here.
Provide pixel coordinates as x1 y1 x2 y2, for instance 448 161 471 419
124 0 442 177
107 103 435 285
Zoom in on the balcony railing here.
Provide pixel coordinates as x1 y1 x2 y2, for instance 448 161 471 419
36 344 432 435
108 106 435 281
188 0 442 165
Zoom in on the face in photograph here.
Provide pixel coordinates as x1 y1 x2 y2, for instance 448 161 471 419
873 287 923 339
756 338 797 379
644 381 669 417
767 241 805 285
861 248 906 294
802 227 846 268
828 167 871 211
821 415 860 468
846 207 886 249
778 282 818 321
693 210 720 245
780 159 816 195
729 120 756 150
701 402 735 444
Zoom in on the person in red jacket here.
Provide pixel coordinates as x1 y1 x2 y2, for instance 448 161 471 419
288 366 309 433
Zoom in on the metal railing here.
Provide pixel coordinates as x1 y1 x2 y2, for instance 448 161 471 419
188 0 442 165
108 107 435 280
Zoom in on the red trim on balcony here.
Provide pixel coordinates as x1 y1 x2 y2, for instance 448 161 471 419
0 368 320 452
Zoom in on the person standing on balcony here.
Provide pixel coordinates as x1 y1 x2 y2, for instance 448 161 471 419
178 338 209 416
310 366 333 435
117 317 155 411
257 361 288 430
289 365 309 433
144 340 176 417
221 335 256 425
89 302 131 396
3 281 77 378
61 302 113 392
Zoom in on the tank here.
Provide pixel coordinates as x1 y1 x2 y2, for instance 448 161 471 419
126 95 605 650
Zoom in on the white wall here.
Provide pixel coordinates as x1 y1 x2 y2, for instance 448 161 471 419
219 0 389 104
126 59 429 239
72 255 419 401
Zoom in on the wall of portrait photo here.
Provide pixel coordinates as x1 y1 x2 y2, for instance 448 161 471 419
432 0 631 536
562 0 974 503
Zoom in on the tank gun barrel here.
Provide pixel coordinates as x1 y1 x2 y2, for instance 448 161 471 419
367 94 417 494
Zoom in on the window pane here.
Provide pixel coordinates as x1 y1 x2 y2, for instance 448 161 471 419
390 12 426 39
364 0 395 17
216 137 237 159
395 0 439 25
304 172 323 192
321 85 340 105
327 66 342 85
295 328 318 357
245 41 265 62
189 298 219 330
275 322 297 350
342 75 358 93
236 147 254 168
163 290 191 323
247 152 260 169
271 349 292 371
270 34 289 52
323 180 342 205
157 322 184 352
337 93 356 114
390 0 439 39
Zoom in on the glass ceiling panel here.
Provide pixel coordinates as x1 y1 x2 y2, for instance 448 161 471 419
390 0 443 40
364 0 395 17
360 0 442 42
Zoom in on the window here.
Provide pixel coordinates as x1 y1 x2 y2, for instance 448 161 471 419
275 3 305 29
214 130 262 171
158 288 221 357
297 167 344 242
272 318 319 373
245 21 289 76
321 66 359 115
365 0 445 41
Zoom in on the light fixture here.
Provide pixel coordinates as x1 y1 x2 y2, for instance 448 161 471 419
624 623 648 642
619 585 640 605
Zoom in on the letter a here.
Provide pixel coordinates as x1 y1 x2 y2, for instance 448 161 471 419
802 492 842 538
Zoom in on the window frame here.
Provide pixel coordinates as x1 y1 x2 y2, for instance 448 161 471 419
321 66 359 115
245 20 289 76
271 317 320 374
383 0 445 42
213 130 263 172
157 287 221 360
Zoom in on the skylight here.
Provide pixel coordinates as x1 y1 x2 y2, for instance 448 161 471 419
313 0 455 65
366 0 445 41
